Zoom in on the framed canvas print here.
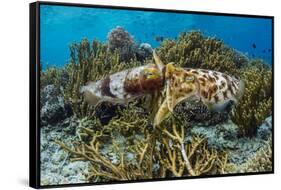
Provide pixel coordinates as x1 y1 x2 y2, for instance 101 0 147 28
29 1 274 188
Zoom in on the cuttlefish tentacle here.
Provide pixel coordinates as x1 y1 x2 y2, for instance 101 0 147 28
153 50 165 71
154 63 199 126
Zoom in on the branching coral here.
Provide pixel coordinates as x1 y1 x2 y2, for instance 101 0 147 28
158 121 228 176
231 64 272 137
56 103 154 181
156 31 241 76
57 105 229 182
52 29 272 184
40 65 66 90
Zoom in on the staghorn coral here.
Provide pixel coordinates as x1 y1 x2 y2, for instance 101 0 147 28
57 104 229 182
158 120 228 176
56 103 154 181
231 64 272 137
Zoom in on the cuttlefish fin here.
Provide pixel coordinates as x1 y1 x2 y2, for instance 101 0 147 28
154 99 170 126
153 50 165 70
80 85 101 107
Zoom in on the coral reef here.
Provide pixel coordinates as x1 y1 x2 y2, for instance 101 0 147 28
186 116 272 167
107 26 137 62
40 116 90 185
156 31 241 76
41 85 72 126
107 26 153 62
40 29 273 185
174 101 230 126
57 103 229 182
239 136 272 172
136 43 153 61
156 31 272 137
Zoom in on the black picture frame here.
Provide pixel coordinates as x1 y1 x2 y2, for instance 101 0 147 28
29 1 274 189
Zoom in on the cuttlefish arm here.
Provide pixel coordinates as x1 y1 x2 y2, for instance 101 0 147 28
153 50 165 71
153 51 177 111
154 63 198 126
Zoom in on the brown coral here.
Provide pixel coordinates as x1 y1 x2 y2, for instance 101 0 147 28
156 31 241 76
231 64 272 137
107 26 137 62
57 106 229 182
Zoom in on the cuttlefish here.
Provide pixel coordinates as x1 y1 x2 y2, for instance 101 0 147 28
154 62 244 125
80 51 244 126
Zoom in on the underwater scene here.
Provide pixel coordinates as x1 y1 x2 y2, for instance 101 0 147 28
39 4 273 186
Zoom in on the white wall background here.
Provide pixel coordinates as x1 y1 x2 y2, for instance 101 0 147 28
0 0 279 189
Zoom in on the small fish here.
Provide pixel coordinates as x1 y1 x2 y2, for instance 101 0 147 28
252 43 257 49
80 51 164 107
154 63 244 125
155 36 164 42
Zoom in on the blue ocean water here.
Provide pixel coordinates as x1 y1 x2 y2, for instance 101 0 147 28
40 5 272 69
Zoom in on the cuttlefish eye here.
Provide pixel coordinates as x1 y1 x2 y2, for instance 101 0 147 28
143 68 160 79
185 76 194 83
